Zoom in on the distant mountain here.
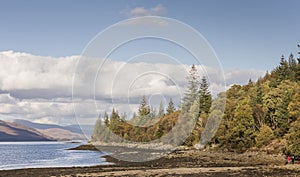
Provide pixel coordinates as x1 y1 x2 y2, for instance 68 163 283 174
13 119 93 134
12 119 93 140
13 119 63 130
64 124 94 138
0 120 53 141
37 128 85 141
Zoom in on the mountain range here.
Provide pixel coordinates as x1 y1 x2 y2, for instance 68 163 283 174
0 120 52 141
0 119 94 141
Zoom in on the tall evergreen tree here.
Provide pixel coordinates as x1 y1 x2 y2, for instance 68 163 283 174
138 95 150 116
91 118 102 141
157 101 165 118
278 55 289 81
198 76 212 114
109 108 120 131
104 111 109 126
297 45 300 80
166 98 176 115
182 64 199 112
149 106 156 119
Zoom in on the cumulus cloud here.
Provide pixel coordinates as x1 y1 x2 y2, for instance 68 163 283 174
0 51 265 125
125 4 166 17
0 51 76 98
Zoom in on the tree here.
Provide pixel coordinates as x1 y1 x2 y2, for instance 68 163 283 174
198 76 212 114
149 106 156 119
138 95 150 117
286 118 300 156
225 98 256 152
91 118 103 141
182 64 199 112
104 111 109 127
297 45 300 80
154 123 163 138
157 101 165 118
109 108 120 131
256 125 275 147
263 81 294 136
288 85 300 122
166 98 176 115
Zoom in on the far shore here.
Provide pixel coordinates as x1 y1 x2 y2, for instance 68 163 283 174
1 144 299 177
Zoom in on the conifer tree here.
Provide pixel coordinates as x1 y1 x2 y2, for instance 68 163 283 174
138 95 150 116
166 98 176 115
104 111 109 126
198 76 212 114
91 117 102 141
157 101 165 118
182 64 199 112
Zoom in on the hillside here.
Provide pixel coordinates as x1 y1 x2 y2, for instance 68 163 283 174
91 46 300 156
12 119 87 141
0 120 53 141
37 128 85 141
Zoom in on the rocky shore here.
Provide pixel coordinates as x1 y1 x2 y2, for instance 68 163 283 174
0 144 299 177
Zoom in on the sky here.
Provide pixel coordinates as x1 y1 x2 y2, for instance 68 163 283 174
0 0 299 126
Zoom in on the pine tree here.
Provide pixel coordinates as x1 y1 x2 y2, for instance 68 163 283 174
104 111 109 127
138 95 150 117
157 101 165 118
182 64 199 112
278 55 289 81
149 106 156 119
109 108 120 131
166 98 176 115
297 44 300 80
91 117 102 141
198 76 212 114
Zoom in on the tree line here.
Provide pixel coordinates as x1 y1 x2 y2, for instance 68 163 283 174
91 65 212 145
92 45 300 156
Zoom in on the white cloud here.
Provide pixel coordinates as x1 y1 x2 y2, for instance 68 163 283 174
0 51 265 125
125 4 166 17
0 51 76 93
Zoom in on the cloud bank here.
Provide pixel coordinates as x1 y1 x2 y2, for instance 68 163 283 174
0 51 265 125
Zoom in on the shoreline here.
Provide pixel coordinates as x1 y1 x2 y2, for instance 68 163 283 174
1 146 299 176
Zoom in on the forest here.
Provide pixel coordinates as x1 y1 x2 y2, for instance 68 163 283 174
92 45 300 156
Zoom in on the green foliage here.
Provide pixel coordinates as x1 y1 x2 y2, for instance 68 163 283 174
166 98 175 115
138 95 150 117
216 46 300 152
286 118 300 156
91 45 300 153
262 81 295 136
157 101 165 118
256 125 275 147
182 64 199 112
198 76 212 114
219 98 256 152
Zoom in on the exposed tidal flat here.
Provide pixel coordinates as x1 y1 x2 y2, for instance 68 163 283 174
1 142 299 177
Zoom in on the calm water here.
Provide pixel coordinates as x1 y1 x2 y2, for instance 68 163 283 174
0 142 109 170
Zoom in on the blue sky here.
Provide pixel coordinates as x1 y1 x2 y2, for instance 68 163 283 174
0 0 299 125
0 0 299 71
